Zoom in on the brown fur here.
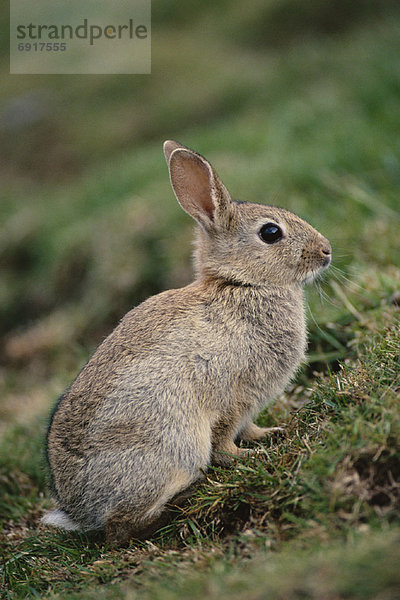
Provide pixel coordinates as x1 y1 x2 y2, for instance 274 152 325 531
43 141 331 544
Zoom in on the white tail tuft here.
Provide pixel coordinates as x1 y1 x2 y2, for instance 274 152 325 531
41 509 81 531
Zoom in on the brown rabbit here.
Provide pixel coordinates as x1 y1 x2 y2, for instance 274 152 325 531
42 141 331 544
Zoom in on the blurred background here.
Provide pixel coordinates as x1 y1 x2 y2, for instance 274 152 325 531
1 0 400 433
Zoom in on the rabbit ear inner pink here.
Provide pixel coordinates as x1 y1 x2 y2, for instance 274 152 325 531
168 148 231 228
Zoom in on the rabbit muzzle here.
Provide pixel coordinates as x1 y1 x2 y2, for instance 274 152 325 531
300 235 331 284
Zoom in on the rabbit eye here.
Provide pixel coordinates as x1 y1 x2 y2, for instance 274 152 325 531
258 223 283 244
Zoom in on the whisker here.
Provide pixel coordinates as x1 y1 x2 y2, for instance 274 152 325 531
315 279 340 308
330 252 352 259
306 301 325 335
330 280 364 322
329 266 367 294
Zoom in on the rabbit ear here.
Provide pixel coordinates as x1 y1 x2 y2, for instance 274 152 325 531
163 140 184 163
164 141 232 229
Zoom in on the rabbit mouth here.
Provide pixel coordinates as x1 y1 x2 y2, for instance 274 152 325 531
302 261 330 284
322 255 331 268
303 271 319 284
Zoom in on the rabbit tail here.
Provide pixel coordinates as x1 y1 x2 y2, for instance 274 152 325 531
41 509 81 531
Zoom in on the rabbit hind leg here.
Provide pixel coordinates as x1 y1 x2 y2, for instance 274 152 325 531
105 469 195 545
239 422 285 442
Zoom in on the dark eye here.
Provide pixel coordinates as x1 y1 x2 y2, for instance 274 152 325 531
258 223 283 244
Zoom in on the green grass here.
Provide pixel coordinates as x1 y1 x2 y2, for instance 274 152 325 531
80 530 400 600
1 1 400 598
1 304 399 598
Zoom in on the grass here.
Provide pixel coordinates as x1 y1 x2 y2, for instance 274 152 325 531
1 0 400 598
1 301 399 597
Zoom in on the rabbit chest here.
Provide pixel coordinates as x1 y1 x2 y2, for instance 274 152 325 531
197 284 307 410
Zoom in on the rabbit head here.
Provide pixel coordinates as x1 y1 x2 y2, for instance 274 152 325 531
164 140 331 288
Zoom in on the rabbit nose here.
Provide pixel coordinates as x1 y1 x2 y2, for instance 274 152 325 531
319 237 331 255
319 239 332 265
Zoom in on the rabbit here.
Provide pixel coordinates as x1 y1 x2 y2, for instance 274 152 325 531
42 140 331 545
